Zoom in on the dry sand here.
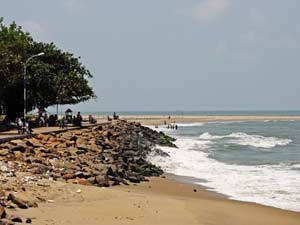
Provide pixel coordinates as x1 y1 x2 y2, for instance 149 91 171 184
15 176 300 225
95 115 300 126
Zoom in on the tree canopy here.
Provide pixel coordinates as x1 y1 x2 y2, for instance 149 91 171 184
0 18 96 119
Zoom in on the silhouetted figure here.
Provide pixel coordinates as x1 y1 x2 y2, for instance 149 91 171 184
59 117 66 129
76 112 83 127
113 112 119 120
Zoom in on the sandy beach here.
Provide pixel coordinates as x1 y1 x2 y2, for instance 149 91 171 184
2 0 300 224
97 115 300 126
14 176 300 225
2 118 300 224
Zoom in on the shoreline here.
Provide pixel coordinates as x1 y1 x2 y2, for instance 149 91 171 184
139 116 300 213
167 173 300 213
16 176 300 225
145 118 300 213
166 173 230 199
99 115 300 125
1 118 299 224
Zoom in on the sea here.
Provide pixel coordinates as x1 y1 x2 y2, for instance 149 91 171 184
55 110 300 211
130 111 300 212
80 110 300 117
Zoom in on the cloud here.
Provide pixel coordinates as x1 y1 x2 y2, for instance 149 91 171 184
191 0 230 23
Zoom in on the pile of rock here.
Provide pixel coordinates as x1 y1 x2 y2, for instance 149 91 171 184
0 193 33 224
0 121 175 223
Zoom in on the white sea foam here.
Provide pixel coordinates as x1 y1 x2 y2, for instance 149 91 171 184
149 137 300 212
199 132 226 140
177 122 204 127
199 132 292 149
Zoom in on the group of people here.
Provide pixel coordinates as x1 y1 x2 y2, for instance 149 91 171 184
38 112 58 127
16 117 33 134
60 112 83 128
167 122 178 130
164 119 178 130
107 112 119 121
13 111 98 134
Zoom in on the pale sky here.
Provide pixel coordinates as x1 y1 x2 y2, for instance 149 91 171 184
1 0 300 111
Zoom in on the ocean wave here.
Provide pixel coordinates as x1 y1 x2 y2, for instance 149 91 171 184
199 132 292 149
177 122 204 127
148 137 300 212
278 162 300 170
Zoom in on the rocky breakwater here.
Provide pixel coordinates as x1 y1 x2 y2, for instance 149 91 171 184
0 120 175 224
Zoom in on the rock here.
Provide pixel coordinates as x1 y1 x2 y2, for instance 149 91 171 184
10 140 24 146
25 140 34 147
52 160 64 168
10 215 22 223
0 149 9 156
87 177 96 184
0 206 6 219
49 137 58 143
63 172 76 180
36 134 49 141
95 175 109 187
10 146 25 153
25 218 32 224
6 201 18 209
7 194 28 209
66 179 77 184
77 178 89 185
75 149 86 155
128 176 141 183
65 140 75 147
0 120 175 216
0 163 8 173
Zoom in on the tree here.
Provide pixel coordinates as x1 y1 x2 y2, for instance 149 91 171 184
0 18 96 119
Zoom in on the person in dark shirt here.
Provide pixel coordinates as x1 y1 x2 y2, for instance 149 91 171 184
76 112 83 127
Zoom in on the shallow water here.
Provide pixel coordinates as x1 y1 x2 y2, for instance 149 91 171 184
149 120 300 211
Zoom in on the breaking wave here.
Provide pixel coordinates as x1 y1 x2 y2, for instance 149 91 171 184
199 132 292 149
148 137 300 212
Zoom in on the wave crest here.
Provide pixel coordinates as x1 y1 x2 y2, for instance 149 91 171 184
199 132 292 149
148 137 300 212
